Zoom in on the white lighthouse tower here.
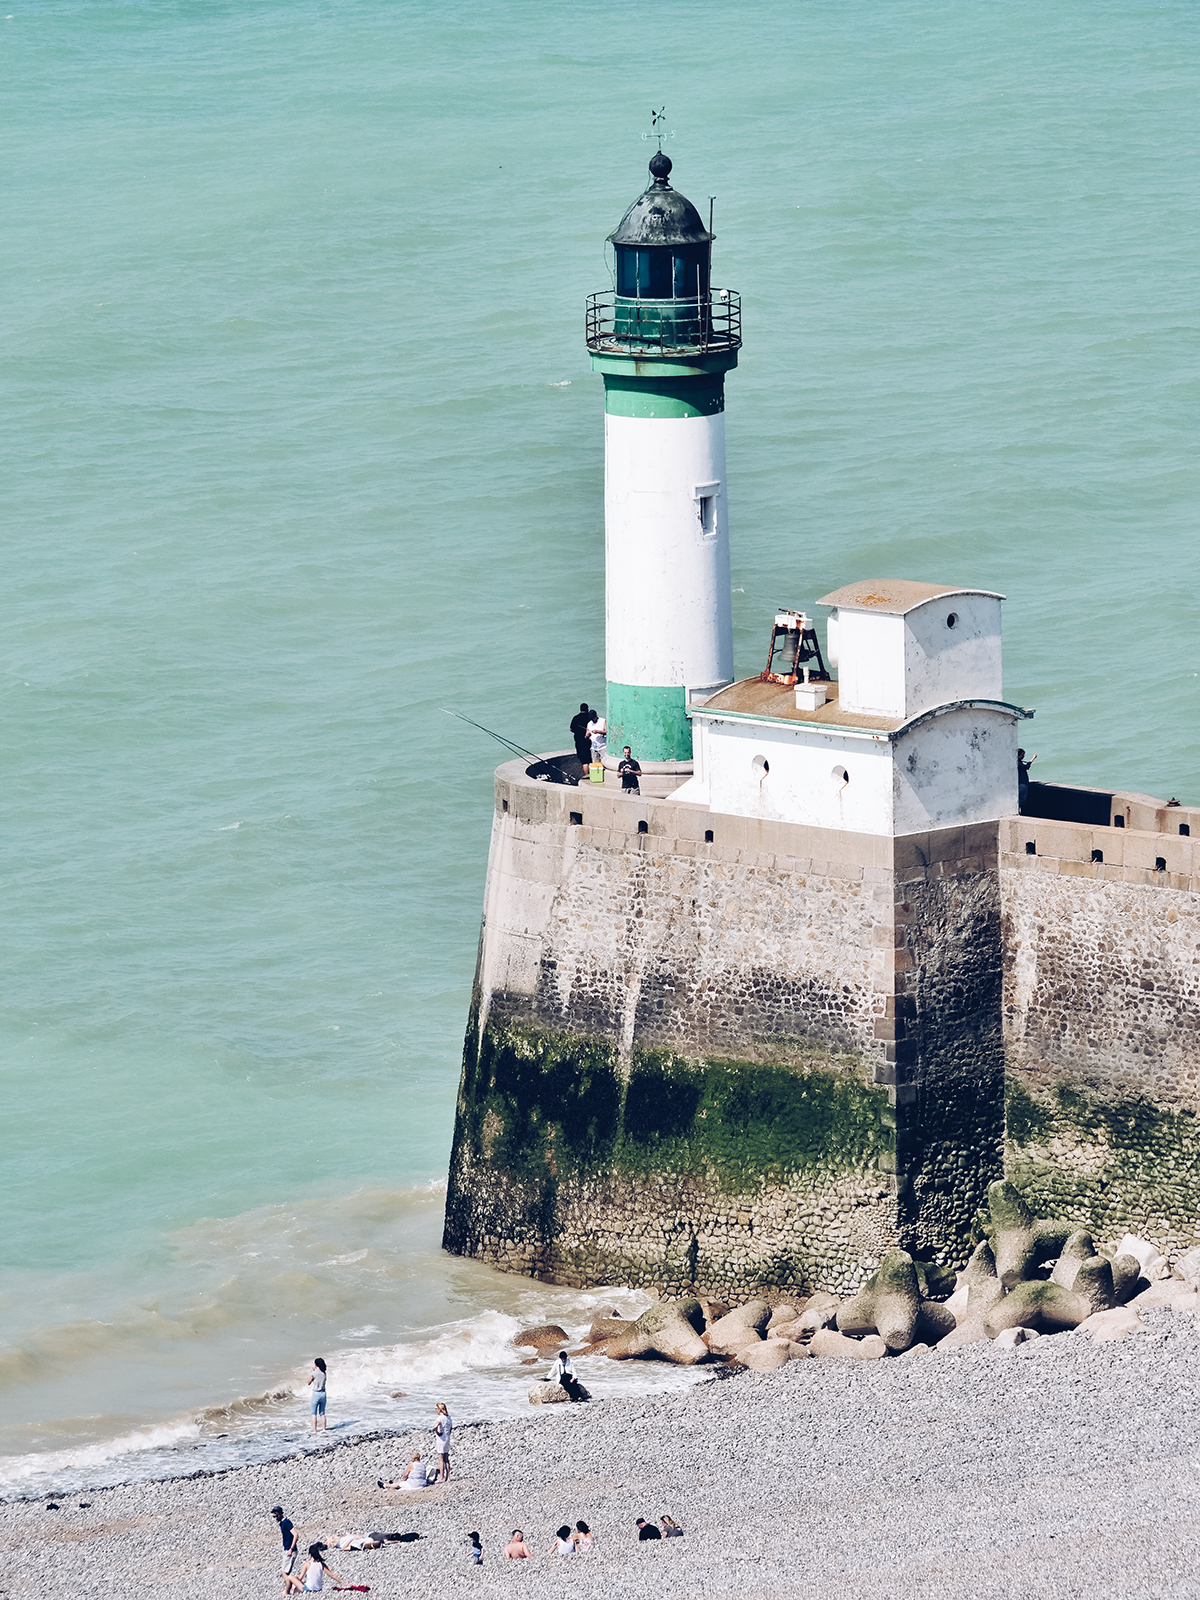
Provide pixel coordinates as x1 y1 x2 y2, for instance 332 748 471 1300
586 151 741 776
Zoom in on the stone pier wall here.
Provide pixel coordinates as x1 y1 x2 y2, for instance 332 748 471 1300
444 767 1200 1296
1000 813 1200 1254
443 760 1005 1298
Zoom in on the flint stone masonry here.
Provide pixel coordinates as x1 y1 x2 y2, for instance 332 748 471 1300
445 767 1200 1297
444 759 1005 1298
1001 815 1200 1253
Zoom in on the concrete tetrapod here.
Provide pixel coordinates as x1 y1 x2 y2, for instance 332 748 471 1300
705 1311 765 1358
982 1180 1074 1289
938 1276 1006 1349
836 1249 922 1351
1049 1231 1096 1290
604 1299 709 1365
983 1280 1090 1338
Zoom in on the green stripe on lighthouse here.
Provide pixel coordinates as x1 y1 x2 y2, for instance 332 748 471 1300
606 682 691 764
602 372 725 419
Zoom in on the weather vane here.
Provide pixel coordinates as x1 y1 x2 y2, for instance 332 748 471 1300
641 107 674 146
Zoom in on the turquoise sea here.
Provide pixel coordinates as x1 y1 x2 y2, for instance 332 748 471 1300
3 0 1198 1496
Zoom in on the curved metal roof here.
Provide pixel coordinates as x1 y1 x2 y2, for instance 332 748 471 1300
817 580 1005 616
608 153 712 249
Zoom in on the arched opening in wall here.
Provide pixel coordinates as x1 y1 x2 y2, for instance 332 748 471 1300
946 612 958 629
832 764 849 787
751 754 769 787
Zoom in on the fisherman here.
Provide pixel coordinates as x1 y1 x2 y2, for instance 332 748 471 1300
569 702 592 766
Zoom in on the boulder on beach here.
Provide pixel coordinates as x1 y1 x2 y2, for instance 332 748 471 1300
810 1328 887 1361
1129 1279 1199 1312
528 1382 569 1405
763 1317 806 1344
513 1324 569 1350
1174 1245 1200 1287
741 1339 792 1371
1077 1307 1142 1342
584 1316 629 1345
765 1337 810 1360
983 1180 1073 1289
1118 1233 1169 1282
836 1249 922 1350
993 1325 1040 1349
766 1304 800 1332
605 1299 708 1365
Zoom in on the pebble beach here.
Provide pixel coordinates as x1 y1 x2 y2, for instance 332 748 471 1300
4 1307 1200 1600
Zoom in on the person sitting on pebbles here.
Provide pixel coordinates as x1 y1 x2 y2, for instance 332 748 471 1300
504 1530 534 1560
379 1452 432 1491
660 1514 683 1537
282 1542 342 1594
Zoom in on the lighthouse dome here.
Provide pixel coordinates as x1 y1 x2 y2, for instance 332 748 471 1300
609 153 712 248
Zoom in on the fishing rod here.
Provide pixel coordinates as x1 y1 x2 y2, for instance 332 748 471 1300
441 709 579 785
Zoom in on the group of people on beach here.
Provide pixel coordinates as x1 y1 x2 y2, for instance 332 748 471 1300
278 1358 683 1583
468 1514 681 1563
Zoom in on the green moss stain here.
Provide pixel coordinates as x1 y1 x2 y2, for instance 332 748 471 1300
456 1020 893 1193
620 1046 893 1187
1005 1072 1200 1243
476 1020 622 1176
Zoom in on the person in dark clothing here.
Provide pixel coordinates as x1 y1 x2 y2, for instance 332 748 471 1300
271 1505 299 1585
569 702 592 765
1017 747 1036 811
637 1518 662 1541
618 746 642 795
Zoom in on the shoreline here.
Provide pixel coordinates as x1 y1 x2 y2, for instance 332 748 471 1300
4 1308 1199 1598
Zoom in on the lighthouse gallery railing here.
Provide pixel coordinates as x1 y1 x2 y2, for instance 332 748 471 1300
585 290 741 357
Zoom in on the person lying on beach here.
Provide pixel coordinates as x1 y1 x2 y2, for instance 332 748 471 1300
378 1453 430 1490
504 1530 534 1559
332 1532 420 1549
283 1543 343 1593
468 1531 483 1564
574 1520 594 1551
660 1515 683 1537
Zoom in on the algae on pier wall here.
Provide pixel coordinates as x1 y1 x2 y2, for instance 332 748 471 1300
444 1011 898 1298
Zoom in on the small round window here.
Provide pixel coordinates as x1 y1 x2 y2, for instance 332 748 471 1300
946 612 958 629
832 764 849 786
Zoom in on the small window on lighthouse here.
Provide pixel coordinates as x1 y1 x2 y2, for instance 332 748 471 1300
695 481 720 538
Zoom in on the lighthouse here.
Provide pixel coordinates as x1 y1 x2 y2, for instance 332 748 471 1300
586 151 741 778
